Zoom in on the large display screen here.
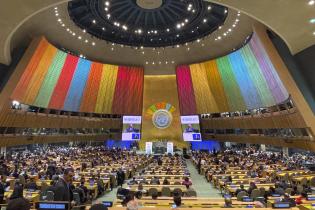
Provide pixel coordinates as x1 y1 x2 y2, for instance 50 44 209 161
122 116 141 141
181 115 202 141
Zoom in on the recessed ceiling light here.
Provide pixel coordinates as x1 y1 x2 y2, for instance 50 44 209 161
197 39 200 43
171 61 175 64
146 61 148 64
72 32 76 36
313 31 315 35
55 13 59 16
111 48 114 51
105 1 110 6
308 0 315 5
310 18 315 24
85 40 88 43
78 36 82 39
92 42 95 46
208 6 212 10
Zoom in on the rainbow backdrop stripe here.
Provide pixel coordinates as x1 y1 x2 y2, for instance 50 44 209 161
176 33 289 115
11 38 144 115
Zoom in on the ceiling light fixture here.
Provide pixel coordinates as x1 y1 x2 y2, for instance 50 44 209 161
308 0 315 5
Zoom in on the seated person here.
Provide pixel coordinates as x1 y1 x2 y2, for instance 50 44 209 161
223 197 233 208
247 182 257 195
150 176 160 185
25 177 38 191
274 183 285 195
163 178 170 185
235 184 247 195
295 191 308 205
281 193 296 207
182 177 192 189
137 183 146 193
173 196 182 208
128 177 137 185
151 191 158 200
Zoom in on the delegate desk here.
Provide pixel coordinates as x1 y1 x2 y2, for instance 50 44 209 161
142 175 189 179
114 198 256 207
127 184 188 193
226 183 275 195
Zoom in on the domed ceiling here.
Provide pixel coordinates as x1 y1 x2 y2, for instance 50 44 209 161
68 0 228 47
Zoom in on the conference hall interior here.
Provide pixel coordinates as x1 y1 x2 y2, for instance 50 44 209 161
0 0 315 210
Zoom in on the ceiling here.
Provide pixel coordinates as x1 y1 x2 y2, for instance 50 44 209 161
68 0 228 47
0 0 314 75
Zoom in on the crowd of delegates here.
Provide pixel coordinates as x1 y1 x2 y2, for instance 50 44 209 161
193 147 315 207
0 146 150 209
120 155 192 210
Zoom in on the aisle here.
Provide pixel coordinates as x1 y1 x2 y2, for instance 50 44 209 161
186 159 221 197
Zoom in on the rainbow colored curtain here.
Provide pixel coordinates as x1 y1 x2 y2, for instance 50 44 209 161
176 33 289 115
11 38 144 115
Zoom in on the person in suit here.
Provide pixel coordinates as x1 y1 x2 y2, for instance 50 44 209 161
117 168 125 187
235 184 247 196
25 177 38 191
54 168 74 202
185 124 194 133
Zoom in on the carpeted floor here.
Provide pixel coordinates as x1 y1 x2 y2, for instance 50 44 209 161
186 159 221 197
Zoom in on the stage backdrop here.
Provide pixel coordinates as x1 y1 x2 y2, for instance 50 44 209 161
11 38 144 115
176 33 289 115
140 75 187 149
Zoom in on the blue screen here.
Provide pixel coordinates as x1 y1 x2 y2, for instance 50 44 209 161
274 203 290 208
39 203 66 209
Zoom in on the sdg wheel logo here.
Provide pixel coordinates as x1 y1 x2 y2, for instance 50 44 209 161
146 102 176 129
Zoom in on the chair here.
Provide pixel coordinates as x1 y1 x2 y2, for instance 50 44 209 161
73 192 81 205
40 181 49 192
310 177 315 187
300 178 308 186
259 187 265 197
46 191 54 201
237 191 248 201
250 189 261 199
148 188 158 196
174 181 181 185
173 188 183 197
161 187 171 197
18 175 26 186
285 188 293 195
186 189 197 197
297 185 304 194
39 191 48 201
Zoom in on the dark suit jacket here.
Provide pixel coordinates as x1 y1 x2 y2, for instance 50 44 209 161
54 178 73 202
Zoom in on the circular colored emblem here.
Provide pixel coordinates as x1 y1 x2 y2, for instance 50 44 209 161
146 102 176 129
152 109 172 129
